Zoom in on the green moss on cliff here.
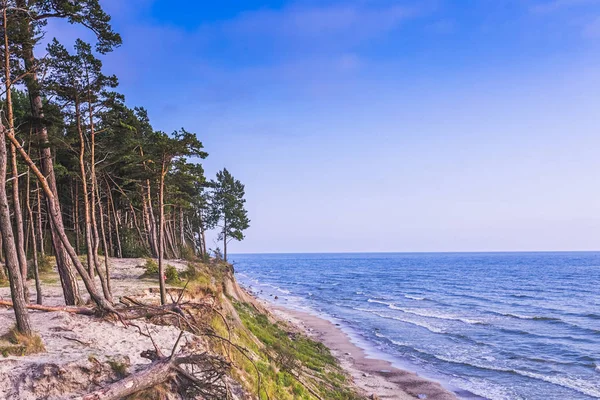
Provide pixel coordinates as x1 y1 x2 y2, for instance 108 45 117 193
209 301 364 400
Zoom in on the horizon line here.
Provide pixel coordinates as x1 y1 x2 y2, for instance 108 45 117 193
229 250 600 255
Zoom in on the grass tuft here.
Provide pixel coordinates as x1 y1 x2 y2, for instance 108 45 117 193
0 326 45 356
107 357 129 379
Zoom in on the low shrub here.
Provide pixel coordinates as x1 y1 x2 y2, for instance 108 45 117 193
165 265 180 284
144 258 159 275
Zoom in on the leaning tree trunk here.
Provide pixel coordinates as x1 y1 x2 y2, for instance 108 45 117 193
0 121 32 335
165 218 178 259
6 130 116 314
16 3 81 305
35 183 44 257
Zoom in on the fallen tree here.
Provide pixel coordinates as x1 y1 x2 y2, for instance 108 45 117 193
0 300 96 315
83 338 231 400
0 295 213 321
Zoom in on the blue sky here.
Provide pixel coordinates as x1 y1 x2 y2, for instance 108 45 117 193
51 0 600 253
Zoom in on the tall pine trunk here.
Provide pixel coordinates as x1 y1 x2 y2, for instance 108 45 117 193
75 100 96 282
107 184 122 258
0 121 32 335
158 165 167 305
15 1 80 305
96 183 112 299
223 219 228 262
26 166 42 305
10 143 27 289
3 26 29 298
35 182 44 257
73 184 80 254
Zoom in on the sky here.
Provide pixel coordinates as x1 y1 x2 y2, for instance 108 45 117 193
49 0 600 253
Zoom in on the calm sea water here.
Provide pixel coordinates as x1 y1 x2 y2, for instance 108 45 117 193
231 252 600 400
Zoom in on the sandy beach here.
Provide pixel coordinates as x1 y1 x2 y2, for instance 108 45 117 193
255 296 461 400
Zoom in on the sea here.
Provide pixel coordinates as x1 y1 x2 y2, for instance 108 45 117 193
231 252 600 400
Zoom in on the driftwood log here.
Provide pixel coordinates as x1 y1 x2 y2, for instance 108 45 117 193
0 300 96 315
0 299 207 321
82 352 230 400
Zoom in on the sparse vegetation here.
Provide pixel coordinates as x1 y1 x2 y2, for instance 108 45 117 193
0 326 45 357
165 265 180 284
206 301 363 400
143 259 159 276
107 357 130 379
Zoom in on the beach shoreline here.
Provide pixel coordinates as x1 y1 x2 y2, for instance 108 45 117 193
249 292 463 400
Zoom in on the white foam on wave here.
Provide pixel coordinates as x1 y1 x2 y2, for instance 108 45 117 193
404 294 426 301
515 370 600 398
388 305 486 325
438 355 600 399
367 298 392 306
260 282 291 294
452 377 523 400
374 312 446 334
501 313 559 321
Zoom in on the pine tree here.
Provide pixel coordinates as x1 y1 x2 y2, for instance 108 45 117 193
209 169 250 262
146 129 207 305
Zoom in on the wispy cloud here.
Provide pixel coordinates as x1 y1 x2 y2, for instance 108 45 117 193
221 3 417 39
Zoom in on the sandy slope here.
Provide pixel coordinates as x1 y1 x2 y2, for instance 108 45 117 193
0 258 194 400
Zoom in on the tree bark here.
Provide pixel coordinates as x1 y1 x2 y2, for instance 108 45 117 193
166 217 177 259
74 183 80 254
83 358 173 400
107 184 122 258
158 165 167 305
26 162 42 305
82 352 229 400
88 91 102 279
96 183 112 300
223 219 228 262
15 0 81 305
0 120 32 335
75 99 96 279
0 300 95 315
10 143 27 287
36 182 44 257
147 180 159 257
179 207 185 251
3 17 29 298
